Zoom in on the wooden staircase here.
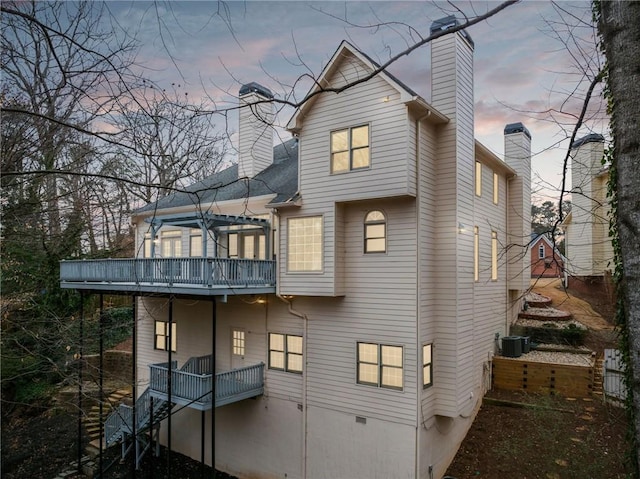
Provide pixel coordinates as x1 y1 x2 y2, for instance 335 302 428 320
592 355 604 398
83 388 132 450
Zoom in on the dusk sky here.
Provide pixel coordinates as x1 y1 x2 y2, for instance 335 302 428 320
109 1 605 202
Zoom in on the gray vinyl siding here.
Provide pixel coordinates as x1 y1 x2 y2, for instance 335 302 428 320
472 164 509 390
298 51 413 203
279 50 418 296
301 198 418 426
430 31 476 417
136 296 303 402
417 119 438 414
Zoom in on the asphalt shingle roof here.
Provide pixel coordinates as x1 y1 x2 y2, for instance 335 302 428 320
135 138 298 214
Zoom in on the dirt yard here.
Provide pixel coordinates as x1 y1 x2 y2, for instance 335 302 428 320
445 279 630 478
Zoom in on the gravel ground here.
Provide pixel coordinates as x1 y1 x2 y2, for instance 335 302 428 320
501 349 595 366
515 318 587 329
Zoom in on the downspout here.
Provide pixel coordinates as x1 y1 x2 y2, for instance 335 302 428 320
506 175 512 336
414 110 431 479
277 293 308 479
275 211 309 479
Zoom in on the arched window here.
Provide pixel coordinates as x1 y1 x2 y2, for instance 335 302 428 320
364 210 386 253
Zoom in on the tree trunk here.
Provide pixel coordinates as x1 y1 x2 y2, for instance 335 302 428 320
598 0 640 473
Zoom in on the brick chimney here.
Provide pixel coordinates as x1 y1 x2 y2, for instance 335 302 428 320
504 122 532 291
238 82 275 178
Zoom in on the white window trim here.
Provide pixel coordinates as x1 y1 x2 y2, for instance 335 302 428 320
287 216 323 273
538 243 545 259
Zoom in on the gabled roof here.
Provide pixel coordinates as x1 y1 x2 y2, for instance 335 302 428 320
134 138 299 216
287 41 447 132
530 233 567 262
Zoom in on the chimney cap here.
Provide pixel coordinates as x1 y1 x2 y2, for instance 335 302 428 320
430 15 474 47
504 122 531 140
571 133 604 149
239 82 274 99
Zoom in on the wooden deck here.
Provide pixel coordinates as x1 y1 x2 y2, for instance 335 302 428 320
59 257 276 295
149 358 265 410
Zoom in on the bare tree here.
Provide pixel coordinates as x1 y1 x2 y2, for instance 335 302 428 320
112 86 230 204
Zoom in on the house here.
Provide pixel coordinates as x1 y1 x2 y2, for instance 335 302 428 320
60 16 532 479
562 134 614 299
530 234 566 278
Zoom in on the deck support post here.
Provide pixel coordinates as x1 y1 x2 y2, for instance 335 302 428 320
99 293 104 477
201 410 205 479
77 291 84 474
211 297 216 473
167 295 173 476
131 294 137 476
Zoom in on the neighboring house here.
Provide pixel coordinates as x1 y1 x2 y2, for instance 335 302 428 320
60 17 532 479
530 234 566 278
562 134 614 298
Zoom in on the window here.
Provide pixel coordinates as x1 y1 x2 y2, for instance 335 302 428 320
493 172 499 204
357 342 403 390
144 233 153 258
423 343 433 388
161 230 182 257
491 231 498 281
232 329 245 357
190 229 203 257
538 243 545 259
331 125 370 173
268 333 303 373
227 232 266 259
154 321 177 352
287 216 322 272
364 210 386 253
474 226 479 282
475 161 482 196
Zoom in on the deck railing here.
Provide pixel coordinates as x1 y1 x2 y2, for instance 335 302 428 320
60 257 276 287
148 360 264 409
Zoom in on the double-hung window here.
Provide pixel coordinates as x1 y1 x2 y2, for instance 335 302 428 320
269 333 303 373
357 342 403 390
491 231 498 281
423 343 433 388
154 321 177 352
475 161 482 196
331 125 370 173
538 244 545 259
189 229 203 257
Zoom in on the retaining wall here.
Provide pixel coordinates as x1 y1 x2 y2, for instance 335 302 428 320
492 356 595 397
